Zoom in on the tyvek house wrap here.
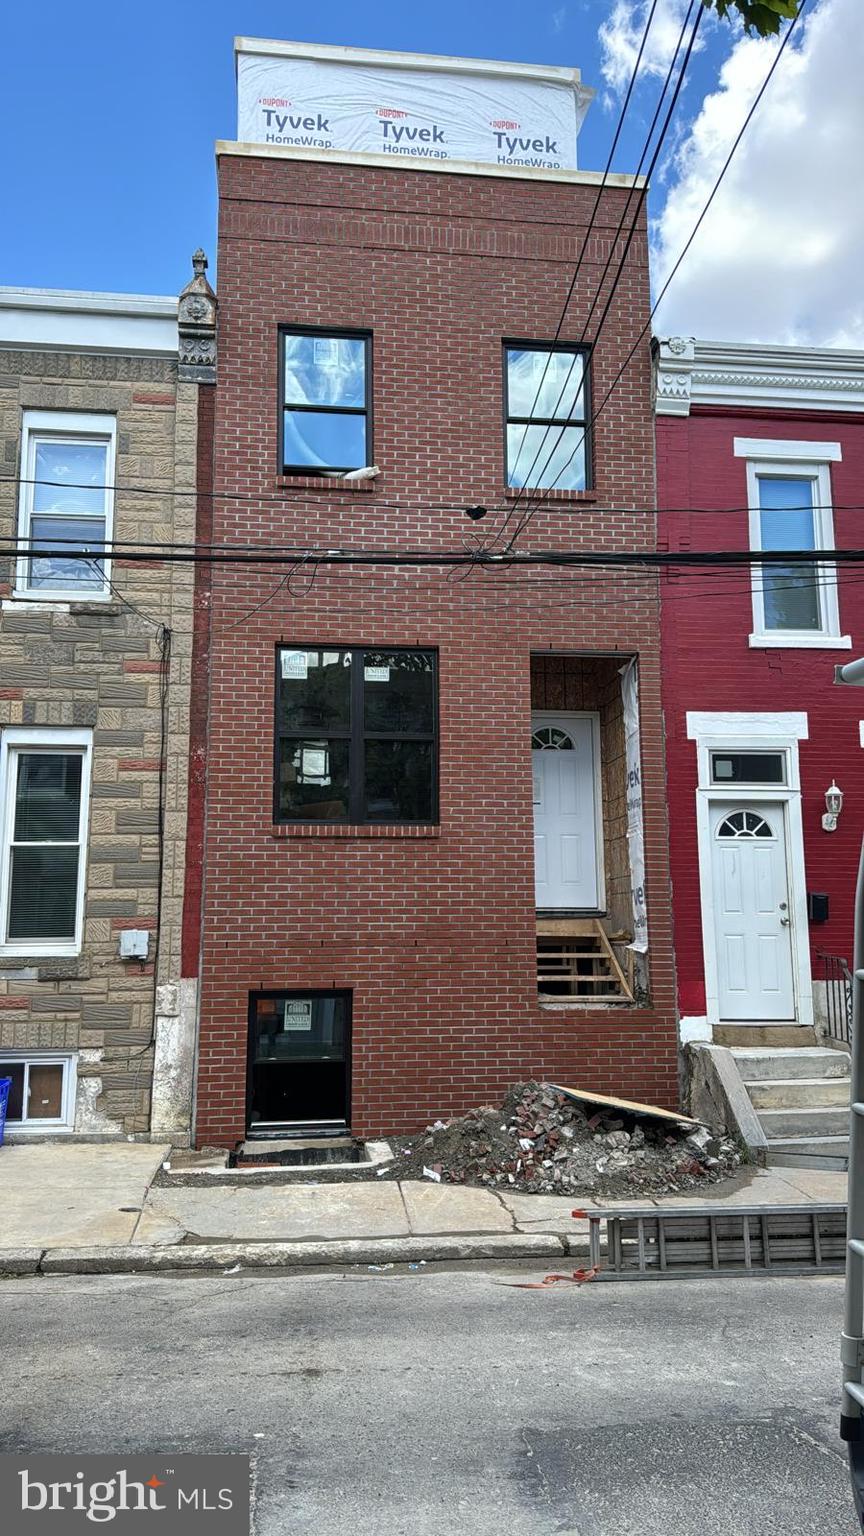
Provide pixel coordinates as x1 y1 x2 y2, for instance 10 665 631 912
236 41 593 172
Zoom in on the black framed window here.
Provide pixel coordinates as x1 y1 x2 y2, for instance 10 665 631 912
275 647 437 824
710 751 786 785
280 329 371 475
504 342 590 492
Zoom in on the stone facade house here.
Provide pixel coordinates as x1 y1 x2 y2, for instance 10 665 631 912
0 263 215 1139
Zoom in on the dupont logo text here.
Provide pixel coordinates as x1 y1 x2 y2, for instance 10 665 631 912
0 1457 250 1535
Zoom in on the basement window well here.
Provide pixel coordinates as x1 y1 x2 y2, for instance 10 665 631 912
0 1052 76 1130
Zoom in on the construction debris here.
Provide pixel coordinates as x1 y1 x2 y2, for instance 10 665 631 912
381 1081 742 1198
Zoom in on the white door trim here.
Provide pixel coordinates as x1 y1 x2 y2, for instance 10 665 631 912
688 715 812 1027
531 710 605 912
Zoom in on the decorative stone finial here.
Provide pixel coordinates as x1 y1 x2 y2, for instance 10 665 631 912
178 250 217 383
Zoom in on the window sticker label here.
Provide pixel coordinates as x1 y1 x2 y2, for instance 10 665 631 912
283 1001 313 1032
281 650 309 680
364 665 390 682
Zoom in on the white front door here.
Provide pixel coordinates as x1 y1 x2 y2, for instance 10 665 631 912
710 801 795 1020
532 713 600 909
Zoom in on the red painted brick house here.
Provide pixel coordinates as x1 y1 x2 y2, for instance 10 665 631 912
655 336 864 1049
188 40 679 1148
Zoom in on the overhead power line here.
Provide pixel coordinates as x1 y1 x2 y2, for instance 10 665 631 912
505 0 663 493
499 0 704 535
504 0 807 549
3 540 863 571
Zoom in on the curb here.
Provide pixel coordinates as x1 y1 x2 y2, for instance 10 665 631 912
2 1232 569 1277
0 1249 43 1276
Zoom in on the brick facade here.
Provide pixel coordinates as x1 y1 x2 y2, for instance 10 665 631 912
0 331 199 1134
192 149 679 1147
655 361 864 1031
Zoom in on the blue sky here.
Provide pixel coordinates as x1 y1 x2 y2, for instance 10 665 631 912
0 0 729 293
1 1 859 346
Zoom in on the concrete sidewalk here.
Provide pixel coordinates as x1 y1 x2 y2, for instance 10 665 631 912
0 1142 847 1275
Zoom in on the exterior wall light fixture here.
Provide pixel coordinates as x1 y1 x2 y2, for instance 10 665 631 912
823 780 844 832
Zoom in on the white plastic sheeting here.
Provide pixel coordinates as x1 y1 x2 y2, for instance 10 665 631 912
236 44 591 171
620 658 648 956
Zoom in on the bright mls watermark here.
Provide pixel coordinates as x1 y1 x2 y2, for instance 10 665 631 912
0 1456 250 1534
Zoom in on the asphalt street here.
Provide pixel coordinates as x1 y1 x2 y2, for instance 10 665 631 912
0 1266 858 1535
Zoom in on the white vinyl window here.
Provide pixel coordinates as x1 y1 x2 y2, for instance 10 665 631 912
0 1052 76 1131
735 438 849 649
15 410 115 600
0 729 92 955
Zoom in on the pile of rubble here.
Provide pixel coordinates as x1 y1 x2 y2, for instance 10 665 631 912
383 1081 741 1197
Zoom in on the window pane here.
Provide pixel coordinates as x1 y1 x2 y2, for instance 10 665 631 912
277 738 350 820
7 846 80 940
0 1063 25 1121
506 424 586 491
278 650 351 730
283 335 366 408
27 515 106 591
251 995 347 1063
757 477 821 630
763 565 821 630
758 477 817 551
364 652 435 733
14 754 82 841
33 439 109 517
283 410 367 472
710 752 786 784
365 741 433 821
507 348 585 420
27 1063 64 1119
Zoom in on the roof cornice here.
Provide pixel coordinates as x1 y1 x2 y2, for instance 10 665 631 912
0 287 179 357
654 336 864 417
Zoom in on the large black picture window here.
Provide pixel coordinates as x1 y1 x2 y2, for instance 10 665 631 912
504 343 590 492
275 647 437 824
281 330 370 475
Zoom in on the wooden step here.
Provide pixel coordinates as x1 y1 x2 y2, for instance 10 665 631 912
536 916 632 1002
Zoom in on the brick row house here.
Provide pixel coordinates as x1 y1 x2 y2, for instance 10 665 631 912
189 40 680 1147
654 338 864 1157
0 266 215 1138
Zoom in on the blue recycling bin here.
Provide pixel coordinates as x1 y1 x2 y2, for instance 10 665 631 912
0 1077 12 1146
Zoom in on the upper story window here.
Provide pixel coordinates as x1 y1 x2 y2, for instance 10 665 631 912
0 729 92 956
504 343 590 493
281 330 371 475
16 411 115 600
735 437 849 650
275 647 437 825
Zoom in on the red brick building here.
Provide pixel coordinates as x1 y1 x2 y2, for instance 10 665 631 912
189 41 679 1147
655 336 864 1048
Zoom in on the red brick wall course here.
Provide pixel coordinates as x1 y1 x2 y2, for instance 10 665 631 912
658 407 864 1018
195 153 677 1145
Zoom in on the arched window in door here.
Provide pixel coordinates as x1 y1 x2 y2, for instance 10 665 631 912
716 809 774 839
531 726 574 750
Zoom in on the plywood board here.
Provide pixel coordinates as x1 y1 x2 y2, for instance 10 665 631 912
552 1084 700 1126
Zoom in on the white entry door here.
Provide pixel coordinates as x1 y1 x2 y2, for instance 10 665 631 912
710 801 795 1020
532 713 600 909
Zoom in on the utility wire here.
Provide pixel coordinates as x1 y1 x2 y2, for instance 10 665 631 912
506 1 806 548
3 540 864 570
494 0 704 547
505 0 663 493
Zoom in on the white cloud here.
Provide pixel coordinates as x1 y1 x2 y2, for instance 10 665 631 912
599 0 705 94
652 0 864 346
551 5 568 33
